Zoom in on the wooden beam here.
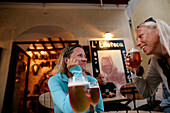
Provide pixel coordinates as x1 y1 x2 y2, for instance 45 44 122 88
27 48 63 52
14 40 79 44
47 38 55 49
59 37 65 48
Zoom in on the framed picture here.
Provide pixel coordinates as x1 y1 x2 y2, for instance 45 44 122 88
82 45 92 63
90 40 132 87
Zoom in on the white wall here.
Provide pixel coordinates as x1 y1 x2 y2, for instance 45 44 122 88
133 0 170 28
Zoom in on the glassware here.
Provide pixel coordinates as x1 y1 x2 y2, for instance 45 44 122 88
116 87 121 98
68 76 90 113
128 48 141 75
105 89 109 96
89 81 100 106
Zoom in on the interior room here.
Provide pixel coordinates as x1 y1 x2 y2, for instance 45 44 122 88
0 0 170 113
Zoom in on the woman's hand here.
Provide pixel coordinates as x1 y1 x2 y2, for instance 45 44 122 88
125 53 142 72
125 53 134 71
66 58 79 70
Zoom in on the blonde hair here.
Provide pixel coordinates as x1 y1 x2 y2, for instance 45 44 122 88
137 17 157 29
137 21 157 29
50 45 81 75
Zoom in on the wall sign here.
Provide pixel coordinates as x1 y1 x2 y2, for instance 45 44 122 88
90 40 132 86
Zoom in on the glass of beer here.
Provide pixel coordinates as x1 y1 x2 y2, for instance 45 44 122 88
128 48 141 74
89 81 100 106
68 76 90 113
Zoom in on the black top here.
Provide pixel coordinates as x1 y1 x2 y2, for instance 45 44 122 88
99 82 116 94
158 58 170 89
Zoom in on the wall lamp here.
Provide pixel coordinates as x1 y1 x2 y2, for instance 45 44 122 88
104 32 113 39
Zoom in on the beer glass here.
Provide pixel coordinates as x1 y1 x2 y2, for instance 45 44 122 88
128 48 141 74
89 81 100 106
105 89 109 96
68 76 90 113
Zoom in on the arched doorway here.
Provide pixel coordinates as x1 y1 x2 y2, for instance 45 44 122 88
16 25 76 51
17 25 76 40
2 25 78 113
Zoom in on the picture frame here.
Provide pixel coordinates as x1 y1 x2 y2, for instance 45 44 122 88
90 40 132 86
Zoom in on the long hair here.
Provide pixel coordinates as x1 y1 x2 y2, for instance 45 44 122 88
50 45 81 75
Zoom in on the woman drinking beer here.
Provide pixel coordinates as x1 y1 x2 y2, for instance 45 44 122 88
125 17 170 112
48 45 104 113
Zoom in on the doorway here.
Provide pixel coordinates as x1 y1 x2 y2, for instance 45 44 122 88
2 44 30 113
2 39 79 113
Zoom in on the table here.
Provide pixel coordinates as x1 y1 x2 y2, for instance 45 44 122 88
102 97 162 113
103 97 132 105
103 97 132 111
103 97 132 104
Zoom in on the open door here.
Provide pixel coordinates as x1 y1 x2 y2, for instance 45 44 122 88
2 44 30 113
2 39 79 113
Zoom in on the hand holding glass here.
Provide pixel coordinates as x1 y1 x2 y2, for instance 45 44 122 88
68 76 90 113
128 48 141 74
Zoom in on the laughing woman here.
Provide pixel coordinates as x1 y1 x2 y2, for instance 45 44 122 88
126 17 170 112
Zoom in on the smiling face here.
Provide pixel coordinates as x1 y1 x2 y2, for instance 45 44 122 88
136 26 162 55
69 47 87 71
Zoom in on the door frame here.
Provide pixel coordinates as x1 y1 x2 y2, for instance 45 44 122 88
2 43 30 113
2 40 79 113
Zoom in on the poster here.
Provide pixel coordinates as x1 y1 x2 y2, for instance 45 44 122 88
90 40 132 86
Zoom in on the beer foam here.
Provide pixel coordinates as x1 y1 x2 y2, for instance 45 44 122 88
68 81 89 87
128 48 139 53
89 85 99 88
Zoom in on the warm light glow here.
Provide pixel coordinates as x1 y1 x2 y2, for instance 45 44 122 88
47 46 53 49
40 51 45 54
50 51 56 54
37 46 44 49
29 46 34 49
26 51 33 57
104 32 113 39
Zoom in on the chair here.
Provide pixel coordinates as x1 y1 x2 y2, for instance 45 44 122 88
39 92 54 113
120 82 144 110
